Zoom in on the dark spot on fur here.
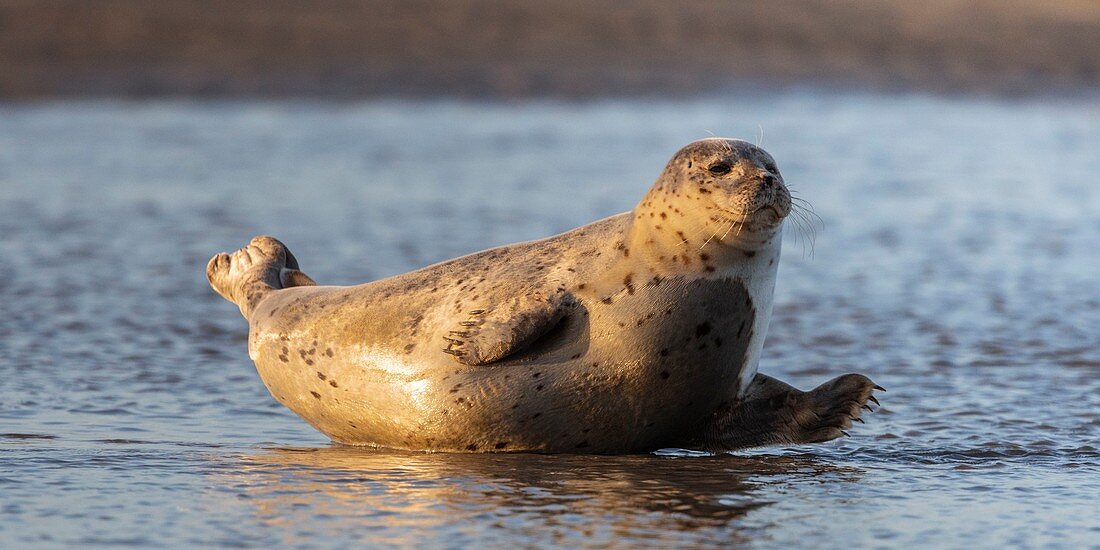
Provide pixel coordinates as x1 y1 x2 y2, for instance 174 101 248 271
532 372 541 379
404 343 416 354
704 265 716 272
623 274 635 294
570 353 581 359
536 385 544 391
325 348 334 357
329 380 338 388
495 442 508 449
699 253 710 261
466 444 478 451
531 413 541 419
310 391 321 399
601 297 613 304
577 283 586 290
281 346 289 355
695 322 712 337
660 212 667 220
744 250 756 257
456 397 466 403
278 355 288 362
317 372 327 381
659 349 669 357
575 440 590 448
660 371 670 379
305 359 314 366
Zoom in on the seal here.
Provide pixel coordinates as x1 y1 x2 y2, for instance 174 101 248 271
207 138 882 453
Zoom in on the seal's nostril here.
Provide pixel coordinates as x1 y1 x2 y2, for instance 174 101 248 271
763 174 776 186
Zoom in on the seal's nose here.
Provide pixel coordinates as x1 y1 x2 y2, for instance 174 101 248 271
762 173 777 187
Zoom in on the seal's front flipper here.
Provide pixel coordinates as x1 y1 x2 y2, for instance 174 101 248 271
691 373 882 450
442 292 575 365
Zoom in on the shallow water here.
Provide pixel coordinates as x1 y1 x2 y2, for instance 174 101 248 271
1 94 1098 548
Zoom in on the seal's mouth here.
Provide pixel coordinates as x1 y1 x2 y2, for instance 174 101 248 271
716 201 790 227
754 203 789 221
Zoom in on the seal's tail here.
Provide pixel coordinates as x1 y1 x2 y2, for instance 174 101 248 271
206 236 316 318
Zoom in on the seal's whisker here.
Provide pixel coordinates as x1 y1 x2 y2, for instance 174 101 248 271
719 220 737 242
786 203 818 259
735 209 750 236
698 214 738 250
698 232 717 250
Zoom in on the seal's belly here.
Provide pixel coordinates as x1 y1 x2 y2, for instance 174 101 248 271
574 276 758 434
246 276 759 452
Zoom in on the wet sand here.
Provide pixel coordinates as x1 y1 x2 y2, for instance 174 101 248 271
1 0 1099 98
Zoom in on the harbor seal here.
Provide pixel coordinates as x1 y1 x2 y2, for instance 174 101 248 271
207 138 881 453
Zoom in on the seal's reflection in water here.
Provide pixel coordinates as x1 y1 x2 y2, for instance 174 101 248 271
233 446 862 545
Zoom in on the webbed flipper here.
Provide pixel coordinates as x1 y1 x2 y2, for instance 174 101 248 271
442 292 575 365
690 373 882 450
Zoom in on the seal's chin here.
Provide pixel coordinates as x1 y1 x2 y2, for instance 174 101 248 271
717 202 790 229
753 203 790 224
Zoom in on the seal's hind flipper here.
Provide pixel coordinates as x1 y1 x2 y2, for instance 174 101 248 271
281 269 317 288
689 373 881 450
442 292 575 366
207 235 305 318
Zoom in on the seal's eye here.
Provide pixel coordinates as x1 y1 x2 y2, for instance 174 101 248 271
707 163 731 175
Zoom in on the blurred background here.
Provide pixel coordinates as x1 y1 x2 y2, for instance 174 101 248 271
2 1 1098 548
2 0 1099 98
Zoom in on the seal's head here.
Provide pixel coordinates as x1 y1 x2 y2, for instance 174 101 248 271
635 138 791 255
665 138 790 228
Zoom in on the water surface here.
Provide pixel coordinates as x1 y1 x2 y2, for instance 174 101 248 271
1 94 1098 547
